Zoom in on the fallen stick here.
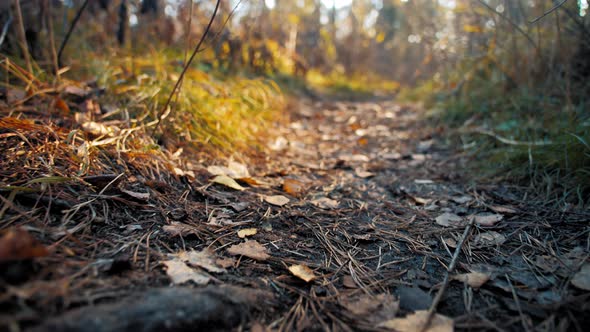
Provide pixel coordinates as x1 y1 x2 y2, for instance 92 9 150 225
420 218 474 332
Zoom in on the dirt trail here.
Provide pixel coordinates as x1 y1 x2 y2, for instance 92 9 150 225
2 98 589 331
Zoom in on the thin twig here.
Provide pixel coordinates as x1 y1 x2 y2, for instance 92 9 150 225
421 219 475 332
151 0 222 136
529 0 568 24
57 0 89 67
467 128 553 147
0 14 13 47
46 0 60 81
477 0 538 51
13 0 33 73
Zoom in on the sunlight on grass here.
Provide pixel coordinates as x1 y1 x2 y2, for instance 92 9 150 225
403 74 590 204
307 69 400 99
80 49 285 157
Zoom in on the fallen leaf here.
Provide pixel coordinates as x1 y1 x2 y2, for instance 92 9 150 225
229 202 250 212
571 264 590 290
227 241 270 261
238 228 257 238
288 264 316 282
174 249 226 273
0 228 48 262
452 272 491 288
435 213 465 227
216 257 236 269
207 161 250 179
263 195 290 206
81 121 118 136
410 195 432 205
63 85 88 97
341 294 399 321
207 165 229 176
489 205 518 214
162 259 210 285
473 213 503 226
342 275 357 288
355 169 375 178
54 97 70 113
227 161 250 178
162 222 200 237
378 311 453 332
472 231 506 247
311 197 339 209
210 175 246 191
283 178 306 196
451 195 472 204
443 237 457 248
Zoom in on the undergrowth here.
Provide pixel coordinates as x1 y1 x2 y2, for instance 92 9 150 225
402 77 590 206
4 44 287 161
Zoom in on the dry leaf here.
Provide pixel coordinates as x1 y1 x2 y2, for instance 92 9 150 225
207 161 250 179
238 228 258 238
216 257 236 269
378 310 453 332
451 272 491 288
410 195 431 205
435 213 464 227
341 294 399 321
342 275 357 288
472 231 506 247
489 205 518 214
63 85 88 97
263 195 290 206
174 249 226 273
443 237 457 248
81 121 118 136
210 175 246 191
227 240 270 261
162 259 210 285
227 161 250 178
451 195 472 204
162 222 200 237
473 213 503 226
311 197 339 209
355 169 375 178
571 264 590 290
288 264 316 282
54 98 70 113
0 228 48 262
283 178 305 196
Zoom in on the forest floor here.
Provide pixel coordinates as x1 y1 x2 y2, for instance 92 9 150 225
1 93 589 332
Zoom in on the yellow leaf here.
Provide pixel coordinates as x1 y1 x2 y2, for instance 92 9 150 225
237 228 257 238
288 264 316 282
210 175 246 191
263 195 290 206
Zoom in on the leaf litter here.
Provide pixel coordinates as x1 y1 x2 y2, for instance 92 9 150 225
3 89 590 332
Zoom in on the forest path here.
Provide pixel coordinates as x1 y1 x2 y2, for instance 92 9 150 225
250 97 590 331
8 98 590 331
